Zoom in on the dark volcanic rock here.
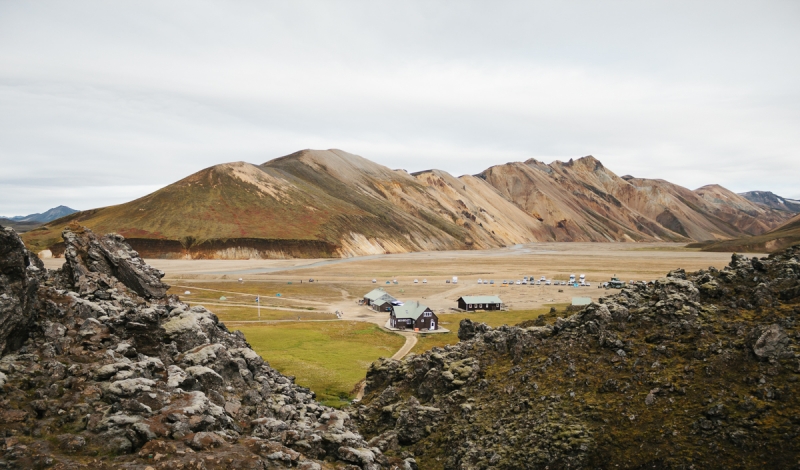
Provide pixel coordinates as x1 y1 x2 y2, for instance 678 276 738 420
0 226 397 469
352 245 800 469
0 226 44 354
61 223 169 299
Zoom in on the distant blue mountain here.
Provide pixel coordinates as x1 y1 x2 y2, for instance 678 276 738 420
9 205 78 223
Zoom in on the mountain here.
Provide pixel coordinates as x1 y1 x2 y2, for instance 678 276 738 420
8 205 78 223
689 212 800 253
20 150 792 258
354 248 800 468
740 190 800 213
477 157 788 242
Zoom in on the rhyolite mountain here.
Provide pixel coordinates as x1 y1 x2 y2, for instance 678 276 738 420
740 191 800 213
22 150 792 258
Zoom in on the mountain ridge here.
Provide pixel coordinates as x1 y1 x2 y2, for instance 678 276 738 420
739 190 800 213
7 205 78 223
21 149 793 258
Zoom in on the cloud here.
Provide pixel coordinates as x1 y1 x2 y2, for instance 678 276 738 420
1 1 799 215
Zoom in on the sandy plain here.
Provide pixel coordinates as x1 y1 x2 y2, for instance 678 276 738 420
42 242 756 327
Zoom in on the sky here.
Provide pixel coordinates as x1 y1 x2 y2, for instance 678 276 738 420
1 1 799 216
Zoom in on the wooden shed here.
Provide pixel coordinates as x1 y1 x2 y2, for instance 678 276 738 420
457 295 503 312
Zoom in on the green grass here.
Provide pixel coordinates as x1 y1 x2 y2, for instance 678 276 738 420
411 306 565 354
235 321 405 407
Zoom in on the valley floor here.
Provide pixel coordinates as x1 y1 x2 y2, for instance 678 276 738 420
42 241 758 404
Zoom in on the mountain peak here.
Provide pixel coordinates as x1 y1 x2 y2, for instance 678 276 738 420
8 205 78 223
740 190 800 213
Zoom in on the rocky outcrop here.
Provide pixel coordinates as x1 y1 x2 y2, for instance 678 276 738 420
0 226 397 469
0 226 45 354
352 245 800 469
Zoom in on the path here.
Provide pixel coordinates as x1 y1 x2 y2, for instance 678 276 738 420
354 331 417 402
172 284 330 307
391 332 418 360
187 300 320 313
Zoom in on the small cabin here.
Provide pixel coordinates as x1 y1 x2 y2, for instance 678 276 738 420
363 288 395 306
457 295 502 312
371 293 398 313
390 301 438 331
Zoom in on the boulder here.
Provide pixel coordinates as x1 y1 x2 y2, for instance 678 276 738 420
751 324 790 360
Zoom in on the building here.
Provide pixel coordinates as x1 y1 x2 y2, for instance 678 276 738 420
364 288 394 306
390 301 438 331
457 295 503 312
371 293 397 313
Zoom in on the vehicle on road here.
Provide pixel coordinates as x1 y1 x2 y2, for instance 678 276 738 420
607 275 626 289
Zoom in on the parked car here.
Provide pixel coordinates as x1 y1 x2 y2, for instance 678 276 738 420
489 280 495 284
545 280 551 285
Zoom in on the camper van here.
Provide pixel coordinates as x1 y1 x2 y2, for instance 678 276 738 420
452 276 458 284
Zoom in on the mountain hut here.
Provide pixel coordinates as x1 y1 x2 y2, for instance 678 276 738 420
457 295 503 312
363 288 396 307
390 301 438 331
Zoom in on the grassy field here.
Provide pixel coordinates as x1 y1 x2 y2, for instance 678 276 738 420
234 321 405 408
411 306 565 354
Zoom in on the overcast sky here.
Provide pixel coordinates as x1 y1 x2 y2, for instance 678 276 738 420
2 1 799 216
